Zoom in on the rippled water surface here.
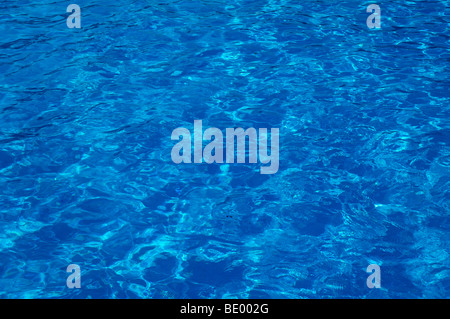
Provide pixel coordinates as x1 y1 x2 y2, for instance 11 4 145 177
0 0 449 298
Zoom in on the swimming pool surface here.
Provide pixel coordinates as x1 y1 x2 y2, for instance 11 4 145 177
0 0 449 298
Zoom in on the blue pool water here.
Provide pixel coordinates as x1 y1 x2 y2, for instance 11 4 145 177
0 0 449 299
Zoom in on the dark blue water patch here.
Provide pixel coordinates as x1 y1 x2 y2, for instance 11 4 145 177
13 232 59 260
380 265 423 297
184 259 245 286
52 223 77 241
294 277 314 290
102 233 135 262
0 151 13 169
285 204 342 236
142 193 171 209
239 213 273 235
426 216 450 231
143 254 178 282
78 198 123 214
